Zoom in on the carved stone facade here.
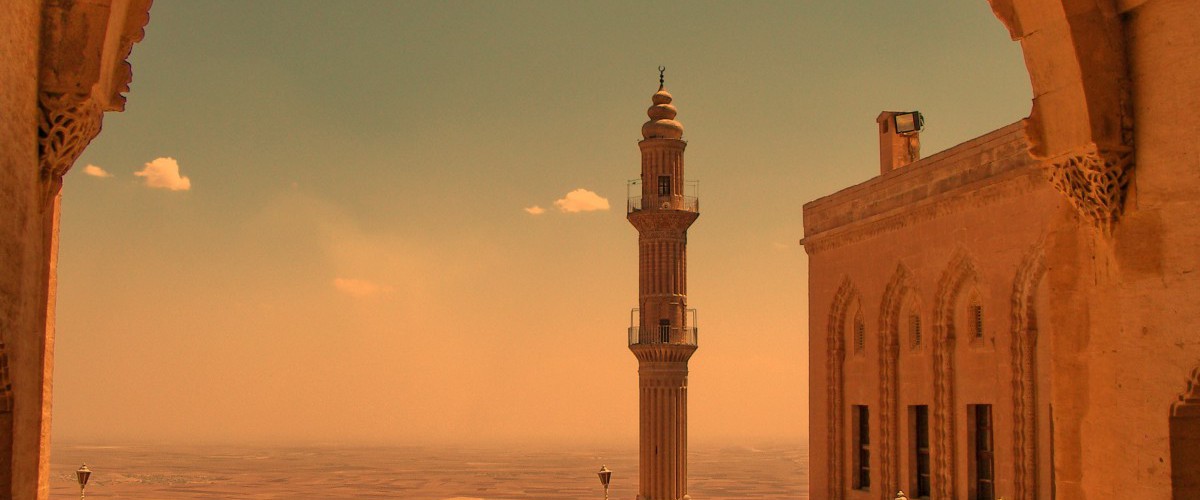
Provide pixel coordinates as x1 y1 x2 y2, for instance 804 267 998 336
804 124 1069 499
1044 145 1133 232
0 1 152 499
36 92 104 208
807 1 1200 498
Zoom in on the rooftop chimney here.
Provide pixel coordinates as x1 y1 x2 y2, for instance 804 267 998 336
877 111 923 174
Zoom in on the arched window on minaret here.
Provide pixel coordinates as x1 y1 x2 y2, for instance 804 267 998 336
659 318 671 343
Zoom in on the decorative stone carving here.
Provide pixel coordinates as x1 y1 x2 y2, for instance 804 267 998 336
877 265 912 500
826 278 858 500
1010 247 1046 500
37 92 104 209
1045 144 1133 231
932 252 978 499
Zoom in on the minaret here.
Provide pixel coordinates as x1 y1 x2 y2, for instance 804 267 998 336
627 67 698 500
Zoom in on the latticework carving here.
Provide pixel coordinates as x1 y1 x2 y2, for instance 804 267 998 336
877 265 912 500
1010 247 1046 500
37 92 104 209
1046 144 1133 231
0 341 12 414
826 277 858 500
932 252 978 499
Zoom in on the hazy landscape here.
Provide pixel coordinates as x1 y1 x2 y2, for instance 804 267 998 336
51 443 807 499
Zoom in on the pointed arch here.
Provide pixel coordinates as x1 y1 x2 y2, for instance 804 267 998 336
827 276 860 500
877 264 913 499
932 250 981 499
1011 246 1047 500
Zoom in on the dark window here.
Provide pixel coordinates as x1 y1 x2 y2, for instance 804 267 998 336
853 405 870 490
910 314 922 349
659 319 670 343
970 404 995 500
972 303 984 339
912 405 931 498
658 175 671 196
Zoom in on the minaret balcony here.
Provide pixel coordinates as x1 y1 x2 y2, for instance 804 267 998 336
627 195 699 214
626 179 700 214
627 308 699 347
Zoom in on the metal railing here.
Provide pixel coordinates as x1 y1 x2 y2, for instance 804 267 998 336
626 179 700 214
627 195 699 214
628 326 698 347
627 308 699 347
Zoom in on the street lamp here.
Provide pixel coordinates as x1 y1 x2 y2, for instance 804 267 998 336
75 464 91 500
597 465 612 500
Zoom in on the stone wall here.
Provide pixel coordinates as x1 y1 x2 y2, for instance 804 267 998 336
804 124 1079 500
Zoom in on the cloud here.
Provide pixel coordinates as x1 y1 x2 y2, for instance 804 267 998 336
333 277 392 298
83 164 112 178
553 188 610 213
523 205 546 215
134 157 191 191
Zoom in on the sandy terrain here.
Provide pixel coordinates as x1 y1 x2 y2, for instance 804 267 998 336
50 443 808 499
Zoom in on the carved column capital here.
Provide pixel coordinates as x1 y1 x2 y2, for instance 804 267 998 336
1045 144 1133 232
37 92 104 209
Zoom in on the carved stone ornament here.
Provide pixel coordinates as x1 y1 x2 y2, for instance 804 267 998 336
37 92 103 209
1045 144 1133 232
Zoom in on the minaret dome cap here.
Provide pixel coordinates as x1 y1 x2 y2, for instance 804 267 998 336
642 69 684 140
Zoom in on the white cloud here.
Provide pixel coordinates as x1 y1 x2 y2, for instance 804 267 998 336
333 277 392 298
134 157 191 191
83 164 112 178
523 205 546 215
553 188 610 213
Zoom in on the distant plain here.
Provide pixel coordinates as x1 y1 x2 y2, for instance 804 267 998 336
51 443 807 499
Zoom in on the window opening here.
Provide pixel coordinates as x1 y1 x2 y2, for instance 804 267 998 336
853 405 871 490
659 319 670 343
970 404 995 500
912 405 931 498
658 175 671 196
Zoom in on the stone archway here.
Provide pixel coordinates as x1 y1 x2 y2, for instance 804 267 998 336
1010 246 1047 500
985 0 1135 232
827 277 861 500
877 264 914 500
932 251 981 499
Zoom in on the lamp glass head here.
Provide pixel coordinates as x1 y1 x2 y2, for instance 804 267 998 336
598 465 612 487
894 112 923 134
76 464 92 487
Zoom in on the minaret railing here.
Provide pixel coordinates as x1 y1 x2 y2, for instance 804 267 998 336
626 179 699 214
627 308 699 347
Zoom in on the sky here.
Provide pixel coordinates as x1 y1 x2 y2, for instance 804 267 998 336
52 1 1031 448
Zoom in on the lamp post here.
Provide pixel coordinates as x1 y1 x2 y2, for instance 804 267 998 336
75 464 91 500
597 465 612 500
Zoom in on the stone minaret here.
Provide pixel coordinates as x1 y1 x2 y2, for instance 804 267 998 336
627 69 698 500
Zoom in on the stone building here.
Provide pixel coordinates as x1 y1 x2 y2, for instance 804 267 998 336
627 71 700 500
804 1 1200 499
1 1 153 499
